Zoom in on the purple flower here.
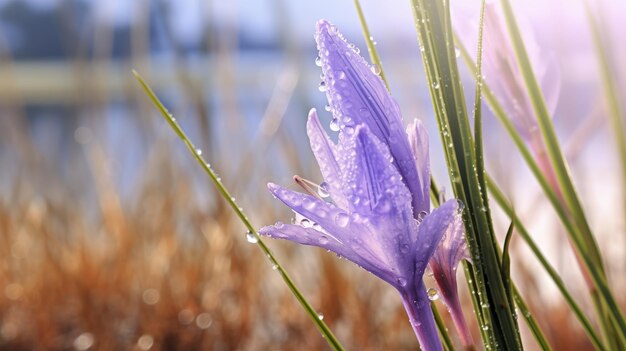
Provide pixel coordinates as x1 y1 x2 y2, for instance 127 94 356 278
456 3 561 194
428 211 473 349
260 20 463 351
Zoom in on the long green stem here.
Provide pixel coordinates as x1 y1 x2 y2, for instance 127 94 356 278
410 0 523 348
488 177 607 351
133 70 345 351
499 1 626 344
512 286 552 351
353 0 389 90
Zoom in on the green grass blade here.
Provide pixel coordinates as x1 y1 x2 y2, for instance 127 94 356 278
410 0 523 348
585 1 626 217
498 0 604 269
133 70 346 351
512 286 553 351
488 177 607 351
501 221 514 307
353 0 389 90
432 304 457 351
499 0 626 343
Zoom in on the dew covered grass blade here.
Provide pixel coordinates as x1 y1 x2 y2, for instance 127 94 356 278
409 0 522 349
132 70 346 351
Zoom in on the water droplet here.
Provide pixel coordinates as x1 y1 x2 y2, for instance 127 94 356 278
334 212 349 227
369 36 377 45
371 64 381 75
455 47 460 58
324 104 331 112
375 199 391 213
417 211 428 224
400 244 410 253
317 313 324 320
272 264 279 270
397 278 408 287
318 81 327 92
178 309 195 325
196 312 213 329
319 236 329 245
330 118 340 131
482 325 490 331
195 148 202 156
300 218 313 228
318 182 330 198
427 288 440 301
74 333 95 350
456 200 466 211
246 231 259 243
137 335 154 350
315 56 323 67
142 288 160 305
433 82 440 89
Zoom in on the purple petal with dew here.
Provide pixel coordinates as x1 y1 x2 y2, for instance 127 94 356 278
306 109 348 209
338 124 413 218
407 119 431 214
336 124 422 285
265 182 395 282
315 19 424 217
399 281 445 351
414 199 459 277
259 223 386 277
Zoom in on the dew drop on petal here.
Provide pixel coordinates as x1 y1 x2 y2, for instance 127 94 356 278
319 236 329 245
397 278 408 287
246 231 259 243
455 47 461 58
400 244 410 253
315 56 323 67
300 218 313 228
317 312 324 320
329 118 340 132
318 182 330 198
195 148 202 156
427 288 440 301
318 81 327 92
334 212 349 227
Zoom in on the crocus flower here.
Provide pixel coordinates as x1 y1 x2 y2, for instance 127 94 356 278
428 210 473 349
455 2 561 194
481 2 561 191
260 20 463 351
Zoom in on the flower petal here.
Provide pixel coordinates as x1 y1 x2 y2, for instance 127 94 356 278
338 124 412 218
306 109 348 209
428 211 472 348
407 119 431 214
414 199 459 276
266 182 394 278
315 19 423 217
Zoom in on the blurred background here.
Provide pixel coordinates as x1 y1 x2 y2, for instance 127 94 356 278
0 0 624 349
